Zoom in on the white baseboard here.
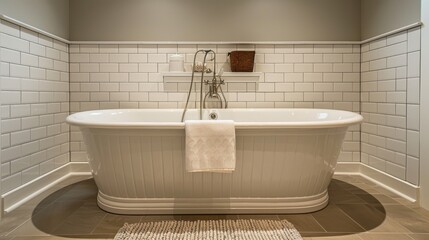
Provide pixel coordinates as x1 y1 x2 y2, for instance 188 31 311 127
1 162 91 214
1 161 420 215
335 162 420 202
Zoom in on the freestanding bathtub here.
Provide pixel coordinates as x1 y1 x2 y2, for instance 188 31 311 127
67 108 362 215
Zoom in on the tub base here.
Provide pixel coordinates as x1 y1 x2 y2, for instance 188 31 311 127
97 190 329 215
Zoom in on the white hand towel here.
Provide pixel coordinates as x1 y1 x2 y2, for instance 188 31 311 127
185 120 236 173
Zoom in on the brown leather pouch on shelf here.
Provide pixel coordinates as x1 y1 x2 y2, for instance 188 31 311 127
228 51 255 72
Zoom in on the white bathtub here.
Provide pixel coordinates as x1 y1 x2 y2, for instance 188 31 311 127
67 108 362 215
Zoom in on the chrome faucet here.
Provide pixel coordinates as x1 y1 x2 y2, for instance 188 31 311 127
181 50 228 122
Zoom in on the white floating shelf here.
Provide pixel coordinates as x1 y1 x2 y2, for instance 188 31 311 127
162 72 262 83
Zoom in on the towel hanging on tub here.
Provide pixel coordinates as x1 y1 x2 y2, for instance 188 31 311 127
185 120 236 173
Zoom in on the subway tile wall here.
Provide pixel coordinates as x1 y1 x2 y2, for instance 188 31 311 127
69 44 361 163
0 19 423 195
0 20 70 193
360 27 421 185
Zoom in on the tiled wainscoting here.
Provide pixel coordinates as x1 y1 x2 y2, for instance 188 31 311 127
0 16 424 207
360 27 421 185
0 20 70 193
69 43 361 163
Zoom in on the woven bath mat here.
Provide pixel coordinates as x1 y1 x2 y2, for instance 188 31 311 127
114 219 303 240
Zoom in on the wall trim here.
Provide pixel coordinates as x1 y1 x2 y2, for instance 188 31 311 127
360 22 423 44
1 14 420 46
69 40 362 45
335 162 419 202
1 162 91 214
0 14 70 44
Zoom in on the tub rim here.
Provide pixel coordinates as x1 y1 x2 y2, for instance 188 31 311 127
66 108 363 129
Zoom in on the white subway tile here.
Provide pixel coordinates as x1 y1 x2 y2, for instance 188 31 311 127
148 92 167 101
99 44 118 53
10 64 29 78
90 54 109 63
70 54 89 63
369 58 387 71
109 73 129 82
100 63 119 72
323 54 342 63
255 64 274 72
39 57 54 69
129 54 148 63
119 63 138 73
304 73 322 82
369 38 386 50
294 83 313 92
1 48 20 64
138 44 157 53
406 156 419 185
407 51 420 78
285 73 303 82
323 73 342 82
110 92 130 101
46 47 60 60
386 162 405 180
333 45 353 53
407 105 420 131
314 63 333 73
255 44 274 53
109 54 128 63
118 44 138 53
333 63 353 72
274 44 293 53
0 62 10 76
265 73 283 82
1 33 29 52
274 83 293 92
304 92 323 101
265 54 283 63
343 54 360 63
274 64 293 73
120 83 139 92
11 130 31 146
386 31 407 45
21 53 39 67
237 93 256 101
407 130 420 158
294 64 313 73
294 45 313 53
407 78 420 104
377 68 395 80
100 83 119 91
303 54 323 63
284 54 303 63
148 54 167 63
314 45 333 53
1 20 20 37
407 28 421 52
139 63 158 72
387 54 406 68
80 44 99 53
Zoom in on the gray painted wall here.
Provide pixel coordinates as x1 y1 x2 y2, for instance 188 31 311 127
0 0 69 39
361 0 421 40
69 0 361 41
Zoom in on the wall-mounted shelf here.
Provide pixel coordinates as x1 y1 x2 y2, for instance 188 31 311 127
162 72 262 83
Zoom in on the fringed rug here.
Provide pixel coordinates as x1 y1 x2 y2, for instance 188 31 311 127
114 219 303 240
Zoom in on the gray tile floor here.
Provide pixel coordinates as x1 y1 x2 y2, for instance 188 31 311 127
1 175 429 240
